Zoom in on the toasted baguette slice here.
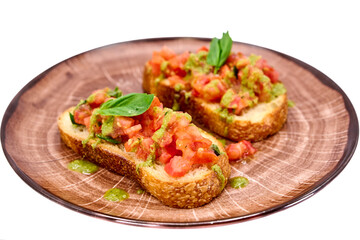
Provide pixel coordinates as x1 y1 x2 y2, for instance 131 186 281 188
143 67 288 142
58 107 231 208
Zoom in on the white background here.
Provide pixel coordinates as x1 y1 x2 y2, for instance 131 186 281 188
1 1 359 239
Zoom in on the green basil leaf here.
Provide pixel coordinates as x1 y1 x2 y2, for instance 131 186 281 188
218 31 233 67
206 37 220 66
69 112 78 125
96 134 121 144
97 93 154 117
211 143 221 156
206 32 233 73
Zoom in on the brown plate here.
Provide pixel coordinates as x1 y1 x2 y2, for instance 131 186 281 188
1 38 358 227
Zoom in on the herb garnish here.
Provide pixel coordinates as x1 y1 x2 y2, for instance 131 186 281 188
211 144 221 156
206 31 233 73
97 93 154 117
95 134 121 144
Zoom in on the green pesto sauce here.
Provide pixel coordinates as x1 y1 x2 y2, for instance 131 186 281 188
287 99 295 107
211 164 225 190
218 108 234 124
271 83 287 97
174 83 183 92
184 91 192 104
172 94 180 111
249 54 261 65
184 51 212 74
136 143 157 174
229 176 249 189
152 109 173 142
68 159 98 175
103 188 129 202
220 89 235 107
101 116 114 136
161 60 169 71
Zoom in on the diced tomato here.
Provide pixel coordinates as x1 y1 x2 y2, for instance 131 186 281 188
136 97 164 137
263 66 279 83
73 104 92 125
191 75 211 96
149 54 163 76
155 113 192 148
226 53 240 65
175 125 212 163
109 116 135 139
124 137 140 152
242 140 257 156
219 65 231 78
88 89 109 108
229 95 249 115
191 149 218 164
225 140 257 161
197 46 209 52
158 139 181 164
159 151 173 164
202 79 227 102
158 46 176 60
83 116 91 129
123 124 142 138
168 51 189 77
135 137 154 160
256 58 279 83
168 75 185 87
164 156 192 177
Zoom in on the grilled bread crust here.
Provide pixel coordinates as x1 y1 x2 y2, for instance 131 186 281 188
58 108 231 208
143 64 288 142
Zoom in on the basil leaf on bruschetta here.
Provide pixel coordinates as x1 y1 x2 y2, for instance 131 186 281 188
97 93 154 117
207 31 233 73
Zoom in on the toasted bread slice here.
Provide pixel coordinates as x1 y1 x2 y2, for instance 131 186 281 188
143 67 288 142
58 107 231 208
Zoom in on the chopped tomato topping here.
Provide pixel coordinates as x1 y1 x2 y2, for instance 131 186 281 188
191 149 218 164
135 96 164 137
87 88 111 108
168 51 189 78
197 46 209 52
158 46 176 60
255 58 279 83
225 140 257 161
164 156 192 178
73 104 92 126
147 44 284 118
73 88 220 178
167 75 186 88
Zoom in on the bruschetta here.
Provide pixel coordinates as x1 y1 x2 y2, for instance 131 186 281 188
143 32 288 142
58 87 231 208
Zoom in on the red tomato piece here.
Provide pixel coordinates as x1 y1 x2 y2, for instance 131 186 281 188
191 75 211 96
109 116 135 139
164 156 192 177
158 46 176 60
197 46 209 52
88 89 109 108
191 149 218 164
73 104 92 126
202 79 227 102
225 140 257 161
135 137 154 160
123 124 142 138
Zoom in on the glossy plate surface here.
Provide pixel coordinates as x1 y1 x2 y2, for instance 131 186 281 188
1 38 358 227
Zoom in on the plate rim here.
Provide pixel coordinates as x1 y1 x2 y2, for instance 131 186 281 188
1 37 358 228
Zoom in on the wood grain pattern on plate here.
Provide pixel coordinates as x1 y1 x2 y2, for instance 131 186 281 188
1 38 358 227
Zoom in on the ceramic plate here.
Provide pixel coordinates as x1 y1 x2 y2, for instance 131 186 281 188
1 38 358 227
